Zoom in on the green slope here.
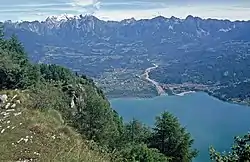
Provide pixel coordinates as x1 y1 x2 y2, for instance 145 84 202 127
0 90 111 162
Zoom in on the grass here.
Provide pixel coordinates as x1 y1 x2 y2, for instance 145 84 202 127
0 90 111 162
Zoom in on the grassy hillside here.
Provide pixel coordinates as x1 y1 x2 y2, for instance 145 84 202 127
0 90 111 162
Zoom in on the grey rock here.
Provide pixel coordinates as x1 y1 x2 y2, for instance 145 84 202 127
12 95 17 101
70 98 75 109
5 103 11 109
11 104 16 108
0 94 8 104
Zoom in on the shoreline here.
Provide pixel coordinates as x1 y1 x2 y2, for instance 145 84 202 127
108 90 198 100
108 64 249 106
175 91 196 96
107 90 250 107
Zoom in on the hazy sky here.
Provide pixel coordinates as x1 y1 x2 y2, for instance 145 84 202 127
0 0 250 21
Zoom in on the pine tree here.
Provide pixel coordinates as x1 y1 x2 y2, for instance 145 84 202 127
7 34 28 66
73 85 120 148
150 111 198 162
0 23 5 46
210 133 250 161
0 23 3 38
124 119 151 144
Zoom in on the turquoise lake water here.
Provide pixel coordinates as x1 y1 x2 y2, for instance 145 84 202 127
110 92 250 162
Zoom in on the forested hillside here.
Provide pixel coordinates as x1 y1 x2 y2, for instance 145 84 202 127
0 24 199 161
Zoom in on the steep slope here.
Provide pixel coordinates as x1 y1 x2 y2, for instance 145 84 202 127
0 90 110 162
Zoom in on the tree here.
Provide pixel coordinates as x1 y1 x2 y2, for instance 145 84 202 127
0 34 38 89
0 23 4 40
123 119 151 144
149 112 198 162
7 35 28 66
73 85 121 148
210 133 250 162
39 64 74 83
29 83 69 112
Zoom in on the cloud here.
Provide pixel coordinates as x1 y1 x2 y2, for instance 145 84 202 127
0 0 102 21
100 1 167 10
68 0 101 15
95 4 250 21
70 0 101 9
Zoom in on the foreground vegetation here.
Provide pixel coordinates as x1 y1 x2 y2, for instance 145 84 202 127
210 133 250 162
0 90 111 162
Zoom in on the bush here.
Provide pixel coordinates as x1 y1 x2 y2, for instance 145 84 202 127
120 143 169 162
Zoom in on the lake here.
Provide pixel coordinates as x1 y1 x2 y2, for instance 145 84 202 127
110 92 250 162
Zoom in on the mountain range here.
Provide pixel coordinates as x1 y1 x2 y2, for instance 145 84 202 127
2 15 250 100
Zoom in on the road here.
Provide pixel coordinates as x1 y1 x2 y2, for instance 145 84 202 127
143 64 165 95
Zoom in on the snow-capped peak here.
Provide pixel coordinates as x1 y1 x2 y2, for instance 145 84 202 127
46 14 80 22
44 14 82 28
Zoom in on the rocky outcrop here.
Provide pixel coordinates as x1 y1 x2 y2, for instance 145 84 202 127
0 91 22 110
0 94 8 106
66 84 87 116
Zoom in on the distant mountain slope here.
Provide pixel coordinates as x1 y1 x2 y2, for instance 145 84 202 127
3 15 250 100
4 15 250 71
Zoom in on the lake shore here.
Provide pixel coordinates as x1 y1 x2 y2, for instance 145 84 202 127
110 92 250 162
175 91 196 96
107 63 249 106
107 89 250 107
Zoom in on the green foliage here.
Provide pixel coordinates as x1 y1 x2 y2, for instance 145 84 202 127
29 83 69 113
0 50 22 89
73 85 121 148
39 64 74 83
23 64 41 87
149 112 198 162
7 35 28 65
0 23 4 40
123 119 152 144
210 133 250 162
0 34 36 89
0 91 111 162
120 143 170 162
